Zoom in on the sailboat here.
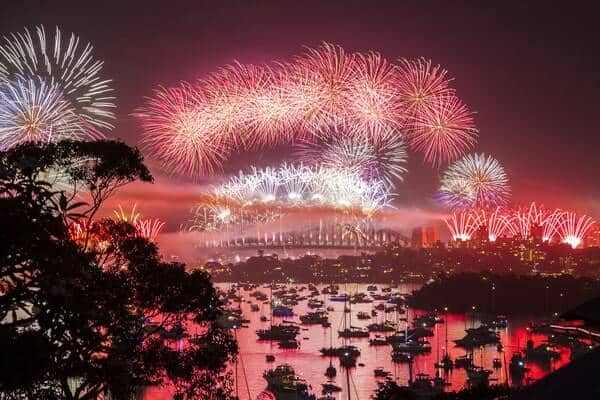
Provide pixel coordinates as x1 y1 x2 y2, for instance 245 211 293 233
266 283 275 363
338 292 368 338
324 294 337 378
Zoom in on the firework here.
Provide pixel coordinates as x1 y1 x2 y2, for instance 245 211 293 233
0 79 82 149
438 153 510 209
135 218 165 242
506 202 545 238
556 212 595 248
395 58 454 119
296 125 407 187
0 26 114 146
410 95 477 167
297 42 356 129
474 208 510 242
279 163 311 202
542 209 564 242
138 43 475 178
136 84 230 177
346 52 402 133
187 163 393 233
113 204 141 225
444 211 479 241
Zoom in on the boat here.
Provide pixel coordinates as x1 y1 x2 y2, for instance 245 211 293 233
454 325 500 348
466 366 492 387
299 311 329 326
272 305 294 317
338 327 370 338
339 353 356 368
392 339 432 353
321 383 342 394
257 324 300 341
454 355 473 369
350 293 372 304
324 361 337 378
319 346 361 358
307 299 324 309
369 336 388 346
368 321 396 332
356 311 370 320
329 294 350 302
263 364 316 400
391 350 413 363
524 340 561 362
413 312 443 328
278 339 299 349
374 367 389 377
509 352 529 376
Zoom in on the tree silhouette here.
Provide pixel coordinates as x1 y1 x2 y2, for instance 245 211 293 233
0 141 237 400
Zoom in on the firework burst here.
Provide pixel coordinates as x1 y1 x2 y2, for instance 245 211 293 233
0 79 83 149
444 211 479 241
0 26 114 146
346 52 402 133
474 208 511 242
410 95 477 167
136 84 230 178
438 153 510 209
556 212 595 248
395 57 454 121
138 43 476 178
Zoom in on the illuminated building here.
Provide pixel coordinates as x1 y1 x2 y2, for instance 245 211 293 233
411 226 440 248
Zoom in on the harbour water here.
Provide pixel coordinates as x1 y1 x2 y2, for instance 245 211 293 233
145 283 571 400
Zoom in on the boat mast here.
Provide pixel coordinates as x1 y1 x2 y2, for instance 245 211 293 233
346 364 351 400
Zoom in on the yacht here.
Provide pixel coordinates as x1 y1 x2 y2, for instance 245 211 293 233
257 324 300 341
263 365 316 400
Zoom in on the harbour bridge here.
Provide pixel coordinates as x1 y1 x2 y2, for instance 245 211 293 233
196 222 410 250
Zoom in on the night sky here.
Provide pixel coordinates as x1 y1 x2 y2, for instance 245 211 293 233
2 0 599 233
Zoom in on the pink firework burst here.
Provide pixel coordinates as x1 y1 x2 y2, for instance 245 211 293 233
410 95 478 167
395 58 454 123
346 52 402 134
296 42 356 129
136 83 230 178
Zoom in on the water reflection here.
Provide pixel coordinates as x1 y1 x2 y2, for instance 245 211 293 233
145 283 570 400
